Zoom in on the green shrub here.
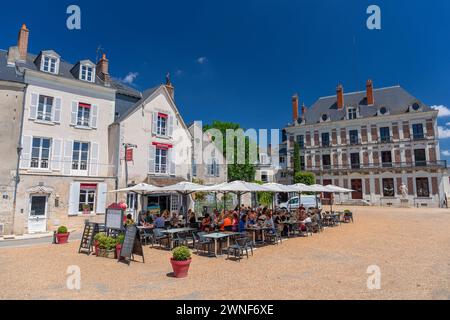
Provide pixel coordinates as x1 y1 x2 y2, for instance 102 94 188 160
98 235 117 250
294 171 315 185
116 234 125 244
94 232 106 241
57 226 68 234
172 246 191 261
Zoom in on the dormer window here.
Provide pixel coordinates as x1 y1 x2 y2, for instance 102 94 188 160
80 64 95 82
348 107 357 120
41 54 59 74
408 102 422 113
320 114 329 122
377 106 390 116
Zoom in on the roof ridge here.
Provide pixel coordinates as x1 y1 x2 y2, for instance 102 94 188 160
318 85 401 100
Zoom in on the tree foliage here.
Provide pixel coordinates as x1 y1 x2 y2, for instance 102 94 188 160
293 141 301 175
294 171 315 185
253 180 273 206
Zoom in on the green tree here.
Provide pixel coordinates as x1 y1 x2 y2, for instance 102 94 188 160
253 180 273 206
293 142 301 175
294 171 315 185
203 121 256 182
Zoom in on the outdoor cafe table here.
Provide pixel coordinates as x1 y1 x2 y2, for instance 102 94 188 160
161 227 196 249
245 226 271 244
202 232 240 256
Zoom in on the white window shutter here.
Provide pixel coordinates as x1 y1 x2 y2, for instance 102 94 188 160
62 140 73 175
53 97 62 123
148 144 156 174
152 112 157 134
169 148 175 176
20 135 32 168
70 101 78 125
90 104 98 128
96 183 107 213
68 182 80 215
29 93 38 119
51 138 62 171
168 114 174 137
89 142 99 176
215 160 220 177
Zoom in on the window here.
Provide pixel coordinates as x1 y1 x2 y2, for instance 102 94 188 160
350 153 360 169
37 95 53 121
414 149 426 166
42 55 58 73
412 103 420 111
72 141 89 171
80 64 94 82
300 156 305 170
155 147 168 173
379 107 387 115
261 171 268 182
279 156 286 164
382 178 395 197
31 137 51 169
79 184 96 212
412 123 424 140
207 159 218 176
322 154 331 169
297 135 304 148
157 113 168 136
77 103 91 126
416 178 430 197
192 158 197 177
348 107 357 119
321 114 328 122
379 127 391 142
260 154 269 165
321 132 330 147
30 196 47 216
349 130 359 145
381 151 392 167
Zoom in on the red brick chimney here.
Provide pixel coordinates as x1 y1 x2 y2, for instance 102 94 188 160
366 79 374 105
17 24 29 61
336 84 344 110
96 53 110 84
292 94 299 123
301 103 307 120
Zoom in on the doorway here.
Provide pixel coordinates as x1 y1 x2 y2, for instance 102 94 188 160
28 195 48 233
351 179 363 199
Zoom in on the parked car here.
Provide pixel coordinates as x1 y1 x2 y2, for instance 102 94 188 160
279 195 322 211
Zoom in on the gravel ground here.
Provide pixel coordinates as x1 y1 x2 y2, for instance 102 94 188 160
1 206 449 300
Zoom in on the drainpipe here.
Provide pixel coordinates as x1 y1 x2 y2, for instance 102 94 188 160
11 83 28 235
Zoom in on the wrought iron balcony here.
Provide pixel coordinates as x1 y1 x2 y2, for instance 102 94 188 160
305 160 447 172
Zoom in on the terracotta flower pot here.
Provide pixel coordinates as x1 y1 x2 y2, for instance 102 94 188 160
56 232 70 244
94 240 99 255
170 258 192 278
116 244 122 259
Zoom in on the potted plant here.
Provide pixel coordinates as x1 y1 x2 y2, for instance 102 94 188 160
56 226 70 244
97 235 117 259
93 232 106 255
170 246 192 278
82 204 91 215
115 234 125 259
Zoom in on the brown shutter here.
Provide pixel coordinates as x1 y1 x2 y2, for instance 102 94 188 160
431 177 438 195
314 131 319 146
372 151 379 165
405 149 412 164
342 153 348 166
365 179 371 195
306 155 312 168
334 179 339 186
315 154 320 167
394 149 401 164
392 123 399 140
332 129 337 145
407 177 414 195
396 178 403 195
333 153 338 166
340 128 347 144
374 178 380 194
306 131 311 147
343 179 348 189
429 147 436 162
363 151 369 166
402 121 410 139
426 119 434 137
371 125 378 141
361 126 368 143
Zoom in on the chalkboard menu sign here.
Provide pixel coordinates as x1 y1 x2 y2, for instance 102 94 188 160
119 224 144 264
105 208 124 230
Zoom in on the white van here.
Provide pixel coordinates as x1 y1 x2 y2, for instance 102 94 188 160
279 195 322 211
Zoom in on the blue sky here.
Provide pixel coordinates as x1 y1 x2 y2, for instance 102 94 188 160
1 0 450 161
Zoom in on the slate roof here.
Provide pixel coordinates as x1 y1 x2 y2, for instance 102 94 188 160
0 50 24 83
303 85 434 124
113 86 160 123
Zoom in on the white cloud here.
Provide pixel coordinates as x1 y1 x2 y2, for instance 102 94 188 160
438 126 450 139
122 72 138 85
175 69 183 76
431 105 450 117
197 56 207 64
442 150 450 157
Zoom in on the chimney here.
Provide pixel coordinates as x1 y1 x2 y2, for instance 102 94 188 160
96 53 110 84
301 103 307 120
17 24 29 61
336 84 344 109
366 79 374 105
292 94 299 123
165 73 174 100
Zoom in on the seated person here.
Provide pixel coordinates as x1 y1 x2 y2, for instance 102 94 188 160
188 209 197 224
219 213 233 231
263 214 276 233
201 213 212 232
247 211 257 225
125 213 135 226
154 213 165 228
170 212 179 227
239 214 248 233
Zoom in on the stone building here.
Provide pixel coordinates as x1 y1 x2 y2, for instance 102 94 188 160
284 80 448 207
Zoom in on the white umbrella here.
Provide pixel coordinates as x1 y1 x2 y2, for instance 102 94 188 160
263 183 299 210
107 183 162 193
